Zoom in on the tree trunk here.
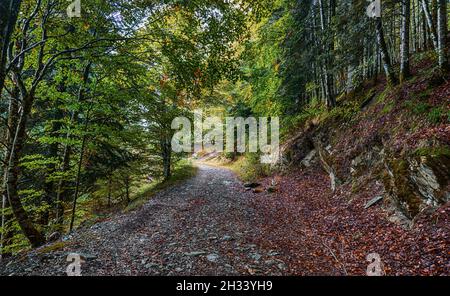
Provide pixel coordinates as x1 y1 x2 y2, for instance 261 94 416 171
54 139 72 227
162 137 172 180
0 0 22 96
55 63 91 228
69 129 88 232
41 115 62 227
421 0 439 50
6 94 45 247
376 17 398 86
318 0 336 109
125 176 130 205
412 0 417 52
326 0 337 108
108 176 112 207
400 0 412 82
432 0 438 31
437 0 448 70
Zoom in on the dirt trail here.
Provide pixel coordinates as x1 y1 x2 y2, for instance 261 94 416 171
1 163 448 276
0 164 288 276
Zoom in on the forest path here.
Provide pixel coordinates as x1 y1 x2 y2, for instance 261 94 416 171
1 163 447 276
0 164 289 276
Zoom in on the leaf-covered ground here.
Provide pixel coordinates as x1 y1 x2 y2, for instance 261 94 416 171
251 166 449 275
0 164 448 276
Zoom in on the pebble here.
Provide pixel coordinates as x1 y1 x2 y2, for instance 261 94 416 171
184 251 206 256
222 235 234 241
206 254 219 262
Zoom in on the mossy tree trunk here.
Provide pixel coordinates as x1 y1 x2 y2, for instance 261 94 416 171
376 17 398 86
400 0 411 83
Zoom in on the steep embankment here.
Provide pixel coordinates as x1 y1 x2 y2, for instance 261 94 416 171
253 58 449 275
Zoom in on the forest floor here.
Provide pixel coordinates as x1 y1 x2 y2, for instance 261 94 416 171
0 163 448 276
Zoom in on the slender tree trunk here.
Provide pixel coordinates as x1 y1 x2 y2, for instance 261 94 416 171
54 138 72 227
432 0 438 31
108 176 112 207
412 0 416 52
162 138 172 180
69 123 88 232
423 9 429 49
327 0 337 108
55 62 91 228
41 115 62 227
376 17 398 86
124 176 130 205
421 0 439 50
0 193 8 259
400 0 412 82
437 0 448 70
318 0 336 108
0 0 22 96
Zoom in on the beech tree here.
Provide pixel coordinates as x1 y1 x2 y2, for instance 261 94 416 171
400 0 411 82
437 0 448 70
0 0 22 96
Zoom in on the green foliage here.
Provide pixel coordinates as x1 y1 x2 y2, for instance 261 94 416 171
326 101 360 122
0 0 251 253
229 153 271 182
404 97 446 124
382 100 396 114
427 107 445 124
125 160 197 212
414 146 450 157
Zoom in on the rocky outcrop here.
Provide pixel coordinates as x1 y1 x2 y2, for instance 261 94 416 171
315 142 340 192
279 124 316 168
350 146 383 179
382 153 450 219
278 117 449 222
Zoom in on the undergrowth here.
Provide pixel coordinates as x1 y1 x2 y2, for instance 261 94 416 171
124 160 197 212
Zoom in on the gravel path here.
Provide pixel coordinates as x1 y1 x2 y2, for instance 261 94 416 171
0 164 287 276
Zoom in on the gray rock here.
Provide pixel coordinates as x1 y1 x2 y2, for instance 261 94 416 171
144 262 159 269
221 235 234 241
265 259 277 266
277 262 287 271
184 251 206 256
365 196 384 209
78 253 97 260
206 253 219 262
382 154 450 218
249 253 262 261
301 149 317 167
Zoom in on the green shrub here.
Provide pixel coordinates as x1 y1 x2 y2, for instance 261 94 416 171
229 153 270 182
427 107 443 124
404 99 430 115
382 100 395 114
